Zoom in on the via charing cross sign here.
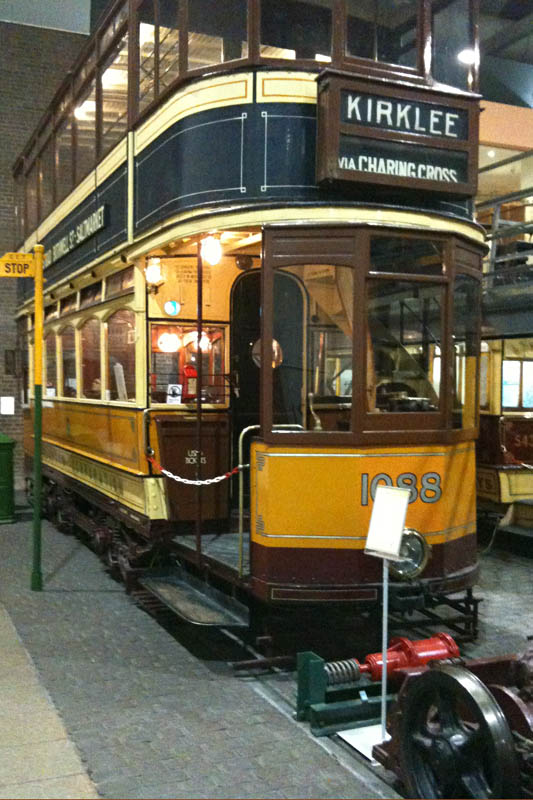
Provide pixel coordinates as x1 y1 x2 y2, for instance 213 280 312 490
317 73 478 197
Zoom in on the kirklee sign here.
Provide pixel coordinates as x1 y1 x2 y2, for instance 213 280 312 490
317 73 478 197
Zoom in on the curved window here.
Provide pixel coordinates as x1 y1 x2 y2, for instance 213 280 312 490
45 334 57 397
432 0 474 92
189 0 247 71
367 279 443 413
260 0 332 61
81 319 101 399
346 0 418 69
60 327 77 397
107 310 136 401
150 324 226 404
453 273 480 428
101 34 129 157
271 265 354 432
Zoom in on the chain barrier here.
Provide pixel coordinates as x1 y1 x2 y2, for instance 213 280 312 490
147 454 249 486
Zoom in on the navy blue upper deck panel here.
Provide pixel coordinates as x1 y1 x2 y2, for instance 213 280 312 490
134 99 471 235
20 164 127 301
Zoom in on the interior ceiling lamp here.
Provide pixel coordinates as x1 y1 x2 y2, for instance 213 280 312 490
157 332 181 353
145 256 164 290
183 330 211 351
200 235 222 266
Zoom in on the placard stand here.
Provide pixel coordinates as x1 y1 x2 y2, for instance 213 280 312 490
364 485 410 742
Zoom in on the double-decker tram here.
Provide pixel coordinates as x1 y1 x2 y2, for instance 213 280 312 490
16 0 486 643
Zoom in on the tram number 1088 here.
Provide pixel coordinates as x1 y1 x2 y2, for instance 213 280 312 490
361 472 442 505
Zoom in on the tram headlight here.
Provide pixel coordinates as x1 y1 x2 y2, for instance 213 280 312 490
390 528 431 581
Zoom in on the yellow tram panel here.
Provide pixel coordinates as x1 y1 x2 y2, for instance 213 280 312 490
32 402 145 474
251 442 476 549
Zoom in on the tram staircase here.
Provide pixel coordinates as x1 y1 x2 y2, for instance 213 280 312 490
476 174 533 542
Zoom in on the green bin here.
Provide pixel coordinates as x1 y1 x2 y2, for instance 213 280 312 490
0 432 15 523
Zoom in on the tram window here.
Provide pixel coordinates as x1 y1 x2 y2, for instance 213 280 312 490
39 137 55 222
346 0 418 69
74 79 97 182
14 170 25 245
107 310 136 402
367 279 443 413
150 324 226 404
370 237 444 275
502 338 533 410
60 327 77 397
80 282 102 308
81 319 101 399
138 0 157 111
101 34 129 158
432 0 473 92
188 0 247 70
479 341 489 409
106 266 134 298
260 0 332 62
101 2 128 52
452 274 480 428
56 113 74 204
60 294 78 316
45 334 57 397
159 1 181 91
26 163 38 235
271 265 353 432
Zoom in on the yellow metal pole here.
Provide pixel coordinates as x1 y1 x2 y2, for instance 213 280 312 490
31 244 44 591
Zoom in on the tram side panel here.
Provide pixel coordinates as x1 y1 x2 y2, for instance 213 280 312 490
250 441 477 604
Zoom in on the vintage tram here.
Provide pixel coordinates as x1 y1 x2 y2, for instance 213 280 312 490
15 0 486 637
476 179 533 539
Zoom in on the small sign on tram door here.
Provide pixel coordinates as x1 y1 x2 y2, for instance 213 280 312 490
0 252 35 277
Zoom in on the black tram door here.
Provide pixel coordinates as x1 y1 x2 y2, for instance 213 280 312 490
230 270 304 506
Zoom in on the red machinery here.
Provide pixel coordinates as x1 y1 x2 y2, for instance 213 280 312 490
298 635 533 798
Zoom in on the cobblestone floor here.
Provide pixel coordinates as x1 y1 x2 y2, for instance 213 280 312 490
0 508 397 800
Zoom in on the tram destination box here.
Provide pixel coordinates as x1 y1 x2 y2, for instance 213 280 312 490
316 70 479 198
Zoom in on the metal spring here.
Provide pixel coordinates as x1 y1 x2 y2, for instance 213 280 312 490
324 658 360 685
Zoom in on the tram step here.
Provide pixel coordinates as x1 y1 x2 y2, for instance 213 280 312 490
498 523 533 539
139 567 249 627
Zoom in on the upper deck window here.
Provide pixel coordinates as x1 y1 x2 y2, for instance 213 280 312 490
260 0 333 62
74 78 97 183
189 0 248 71
14 0 480 244
101 33 129 157
432 0 475 92
345 0 418 70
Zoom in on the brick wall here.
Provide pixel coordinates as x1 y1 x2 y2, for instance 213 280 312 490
0 23 87 488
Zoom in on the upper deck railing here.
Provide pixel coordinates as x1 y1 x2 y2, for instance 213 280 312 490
13 0 479 247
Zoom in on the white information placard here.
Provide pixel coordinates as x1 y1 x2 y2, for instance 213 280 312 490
365 485 410 560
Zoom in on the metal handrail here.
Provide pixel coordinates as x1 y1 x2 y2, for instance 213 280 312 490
237 423 303 576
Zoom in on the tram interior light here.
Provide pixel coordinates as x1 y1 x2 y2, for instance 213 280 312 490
200 236 222 266
157 332 181 353
145 257 164 291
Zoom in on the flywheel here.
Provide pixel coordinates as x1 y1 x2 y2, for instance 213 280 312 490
397 664 521 799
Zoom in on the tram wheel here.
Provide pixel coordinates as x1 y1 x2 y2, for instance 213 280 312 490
397 664 521 799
